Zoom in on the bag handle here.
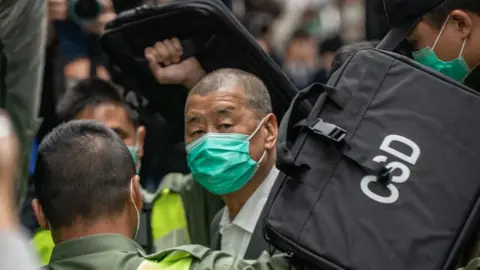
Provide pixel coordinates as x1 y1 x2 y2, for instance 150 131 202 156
277 84 391 183
277 84 331 177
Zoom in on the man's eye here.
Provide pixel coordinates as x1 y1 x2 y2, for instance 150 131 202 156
219 123 232 130
191 130 205 137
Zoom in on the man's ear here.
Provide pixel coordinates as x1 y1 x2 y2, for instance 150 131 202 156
130 175 143 210
451 10 473 39
137 126 146 159
263 113 278 151
32 199 48 230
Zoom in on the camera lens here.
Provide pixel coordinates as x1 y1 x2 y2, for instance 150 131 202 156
71 0 102 21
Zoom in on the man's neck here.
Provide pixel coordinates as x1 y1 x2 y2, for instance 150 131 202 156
222 156 275 220
53 217 133 244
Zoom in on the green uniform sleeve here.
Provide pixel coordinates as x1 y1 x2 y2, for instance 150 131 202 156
137 245 291 270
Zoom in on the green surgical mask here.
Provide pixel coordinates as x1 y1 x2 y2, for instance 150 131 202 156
186 118 267 195
412 15 470 81
126 130 141 174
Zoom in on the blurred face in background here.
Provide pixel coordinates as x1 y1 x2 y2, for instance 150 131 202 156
76 103 146 171
284 34 319 88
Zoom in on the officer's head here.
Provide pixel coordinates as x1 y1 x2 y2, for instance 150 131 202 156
184 68 278 197
409 0 480 67
382 0 480 81
32 120 142 242
56 78 146 172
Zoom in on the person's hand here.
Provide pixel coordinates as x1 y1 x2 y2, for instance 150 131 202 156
144 38 206 90
0 110 20 229
48 0 68 21
0 110 19 185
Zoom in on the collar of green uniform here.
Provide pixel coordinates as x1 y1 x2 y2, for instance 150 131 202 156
140 173 193 204
50 234 143 263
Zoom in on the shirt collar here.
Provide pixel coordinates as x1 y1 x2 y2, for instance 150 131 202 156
50 234 143 263
220 166 280 234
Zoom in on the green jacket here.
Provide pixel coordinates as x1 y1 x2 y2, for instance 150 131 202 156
33 173 224 264
41 234 290 270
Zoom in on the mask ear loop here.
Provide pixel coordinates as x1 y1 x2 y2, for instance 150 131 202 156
248 116 268 140
257 150 267 165
130 180 141 239
458 38 467 58
249 117 269 164
432 15 451 50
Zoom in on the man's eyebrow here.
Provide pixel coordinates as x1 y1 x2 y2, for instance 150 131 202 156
216 107 235 115
186 115 201 124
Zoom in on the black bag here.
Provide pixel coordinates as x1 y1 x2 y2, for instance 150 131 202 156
100 0 308 146
264 48 480 270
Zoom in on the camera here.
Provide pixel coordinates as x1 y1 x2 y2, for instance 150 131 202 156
69 0 104 24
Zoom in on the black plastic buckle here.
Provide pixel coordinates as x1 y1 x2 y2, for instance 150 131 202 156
309 118 346 142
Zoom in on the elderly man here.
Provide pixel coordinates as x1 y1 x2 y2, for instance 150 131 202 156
145 39 279 259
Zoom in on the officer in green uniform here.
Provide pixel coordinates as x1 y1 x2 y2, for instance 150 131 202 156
31 78 211 264
33 120 290 270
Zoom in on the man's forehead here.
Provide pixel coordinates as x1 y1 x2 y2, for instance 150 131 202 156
186 86 248 112
76 104 132 129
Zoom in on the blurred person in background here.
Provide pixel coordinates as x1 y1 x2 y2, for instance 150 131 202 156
47 0 117 90
313 34 344 83
283 29 320 89
270 0 334 53
30 78 192 264
0 110 38 270
0 0 47 205
245 11 283 65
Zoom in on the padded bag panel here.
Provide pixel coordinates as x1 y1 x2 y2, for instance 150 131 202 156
100 0 307 145
265 49 480 270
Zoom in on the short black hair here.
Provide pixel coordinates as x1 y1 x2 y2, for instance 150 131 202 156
320 35 344 55
290 29 312 41
34 120 136 229
427 0 480 27
56 78 140 127
188 68 272 118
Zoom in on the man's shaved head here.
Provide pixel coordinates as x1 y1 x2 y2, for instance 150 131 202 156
188 68 272 119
